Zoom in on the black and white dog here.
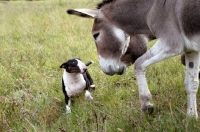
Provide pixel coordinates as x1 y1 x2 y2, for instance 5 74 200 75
60 58 95 113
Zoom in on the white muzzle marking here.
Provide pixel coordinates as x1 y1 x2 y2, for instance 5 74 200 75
98 55 127 75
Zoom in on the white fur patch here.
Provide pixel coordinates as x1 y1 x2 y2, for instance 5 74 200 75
90 84 95 87
66 105 71 114
183 34 200 52
76 59 87 73
85 90 93 100
112 26 130 56
113 26 126 43
63 70 86 97
98 55 127 74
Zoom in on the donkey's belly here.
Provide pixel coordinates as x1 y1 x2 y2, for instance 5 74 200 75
184 34 200 52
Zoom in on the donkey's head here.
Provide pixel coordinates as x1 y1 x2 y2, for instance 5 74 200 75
67 0 150 75
67 9 131 75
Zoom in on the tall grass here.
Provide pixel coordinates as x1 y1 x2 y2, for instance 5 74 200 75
0 0 200 131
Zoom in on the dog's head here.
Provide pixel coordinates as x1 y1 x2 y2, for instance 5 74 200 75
60 58 87 74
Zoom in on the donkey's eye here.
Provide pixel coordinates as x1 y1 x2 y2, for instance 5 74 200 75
93 33 100 40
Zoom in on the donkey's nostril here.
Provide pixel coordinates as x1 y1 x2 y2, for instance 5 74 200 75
118 67 125 75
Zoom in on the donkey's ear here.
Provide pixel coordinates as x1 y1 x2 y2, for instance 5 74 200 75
67 9 99 18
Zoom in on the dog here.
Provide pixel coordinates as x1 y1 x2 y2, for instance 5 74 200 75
60 58 95 113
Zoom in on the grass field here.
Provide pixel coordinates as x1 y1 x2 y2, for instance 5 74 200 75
0 0 200 131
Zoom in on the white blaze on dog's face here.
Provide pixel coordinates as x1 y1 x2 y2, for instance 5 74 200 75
60 59 87 74
76 59 87 73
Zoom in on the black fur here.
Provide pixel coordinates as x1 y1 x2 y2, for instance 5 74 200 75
182 0 200 36
83 71 95 90
97 0 114 9
60 59 81 73
62 79 70 105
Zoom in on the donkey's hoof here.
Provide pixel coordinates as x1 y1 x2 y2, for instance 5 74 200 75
142 105 154 115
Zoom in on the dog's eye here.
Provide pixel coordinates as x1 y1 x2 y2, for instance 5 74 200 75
71 61 77 66
93 33 100 40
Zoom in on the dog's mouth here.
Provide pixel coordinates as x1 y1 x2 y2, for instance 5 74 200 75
67 66 80 73
80 68 87 74
67 66 88 74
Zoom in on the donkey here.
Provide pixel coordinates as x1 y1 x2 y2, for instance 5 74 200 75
67 0 200 118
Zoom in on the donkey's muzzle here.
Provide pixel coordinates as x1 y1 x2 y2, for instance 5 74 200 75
102 65 126 76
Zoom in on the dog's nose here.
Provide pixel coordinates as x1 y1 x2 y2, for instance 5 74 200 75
83 68 87 72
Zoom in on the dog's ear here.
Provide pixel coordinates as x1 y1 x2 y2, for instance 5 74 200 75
60 63 66 68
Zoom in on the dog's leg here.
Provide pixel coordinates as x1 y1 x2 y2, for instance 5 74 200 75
84 71 95 90
62 79 71 113
184 52 199 119
83 73 94 100
65 97 71 114
86 71 95 89
85 90 93 100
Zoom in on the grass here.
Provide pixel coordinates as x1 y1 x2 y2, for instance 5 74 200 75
0 0 200 131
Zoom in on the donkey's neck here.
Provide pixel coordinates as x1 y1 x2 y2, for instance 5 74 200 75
102 0 155 35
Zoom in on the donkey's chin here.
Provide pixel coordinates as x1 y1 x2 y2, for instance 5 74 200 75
98 56 127 75
116 67 126 75
101 65 126 76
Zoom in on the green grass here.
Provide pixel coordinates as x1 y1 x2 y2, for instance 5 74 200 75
0 0 200 131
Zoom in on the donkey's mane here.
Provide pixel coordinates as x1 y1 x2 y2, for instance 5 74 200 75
97 0 114 9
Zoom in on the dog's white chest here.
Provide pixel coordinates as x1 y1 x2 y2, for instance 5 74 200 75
63 71 86 97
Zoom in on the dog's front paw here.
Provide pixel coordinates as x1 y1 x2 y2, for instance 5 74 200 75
90 84 95 90
66 105 71 114
87 96 93 100
85 90 93 101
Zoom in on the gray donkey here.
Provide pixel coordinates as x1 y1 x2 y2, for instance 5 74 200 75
67 0 200 118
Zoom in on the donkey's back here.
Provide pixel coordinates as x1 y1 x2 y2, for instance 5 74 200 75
148 0 200 38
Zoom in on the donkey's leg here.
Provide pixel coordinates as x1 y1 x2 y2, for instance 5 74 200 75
184 52 199 118
181 52 200 79
134 39 183 114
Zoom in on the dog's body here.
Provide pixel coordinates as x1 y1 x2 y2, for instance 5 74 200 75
60 59 95 113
